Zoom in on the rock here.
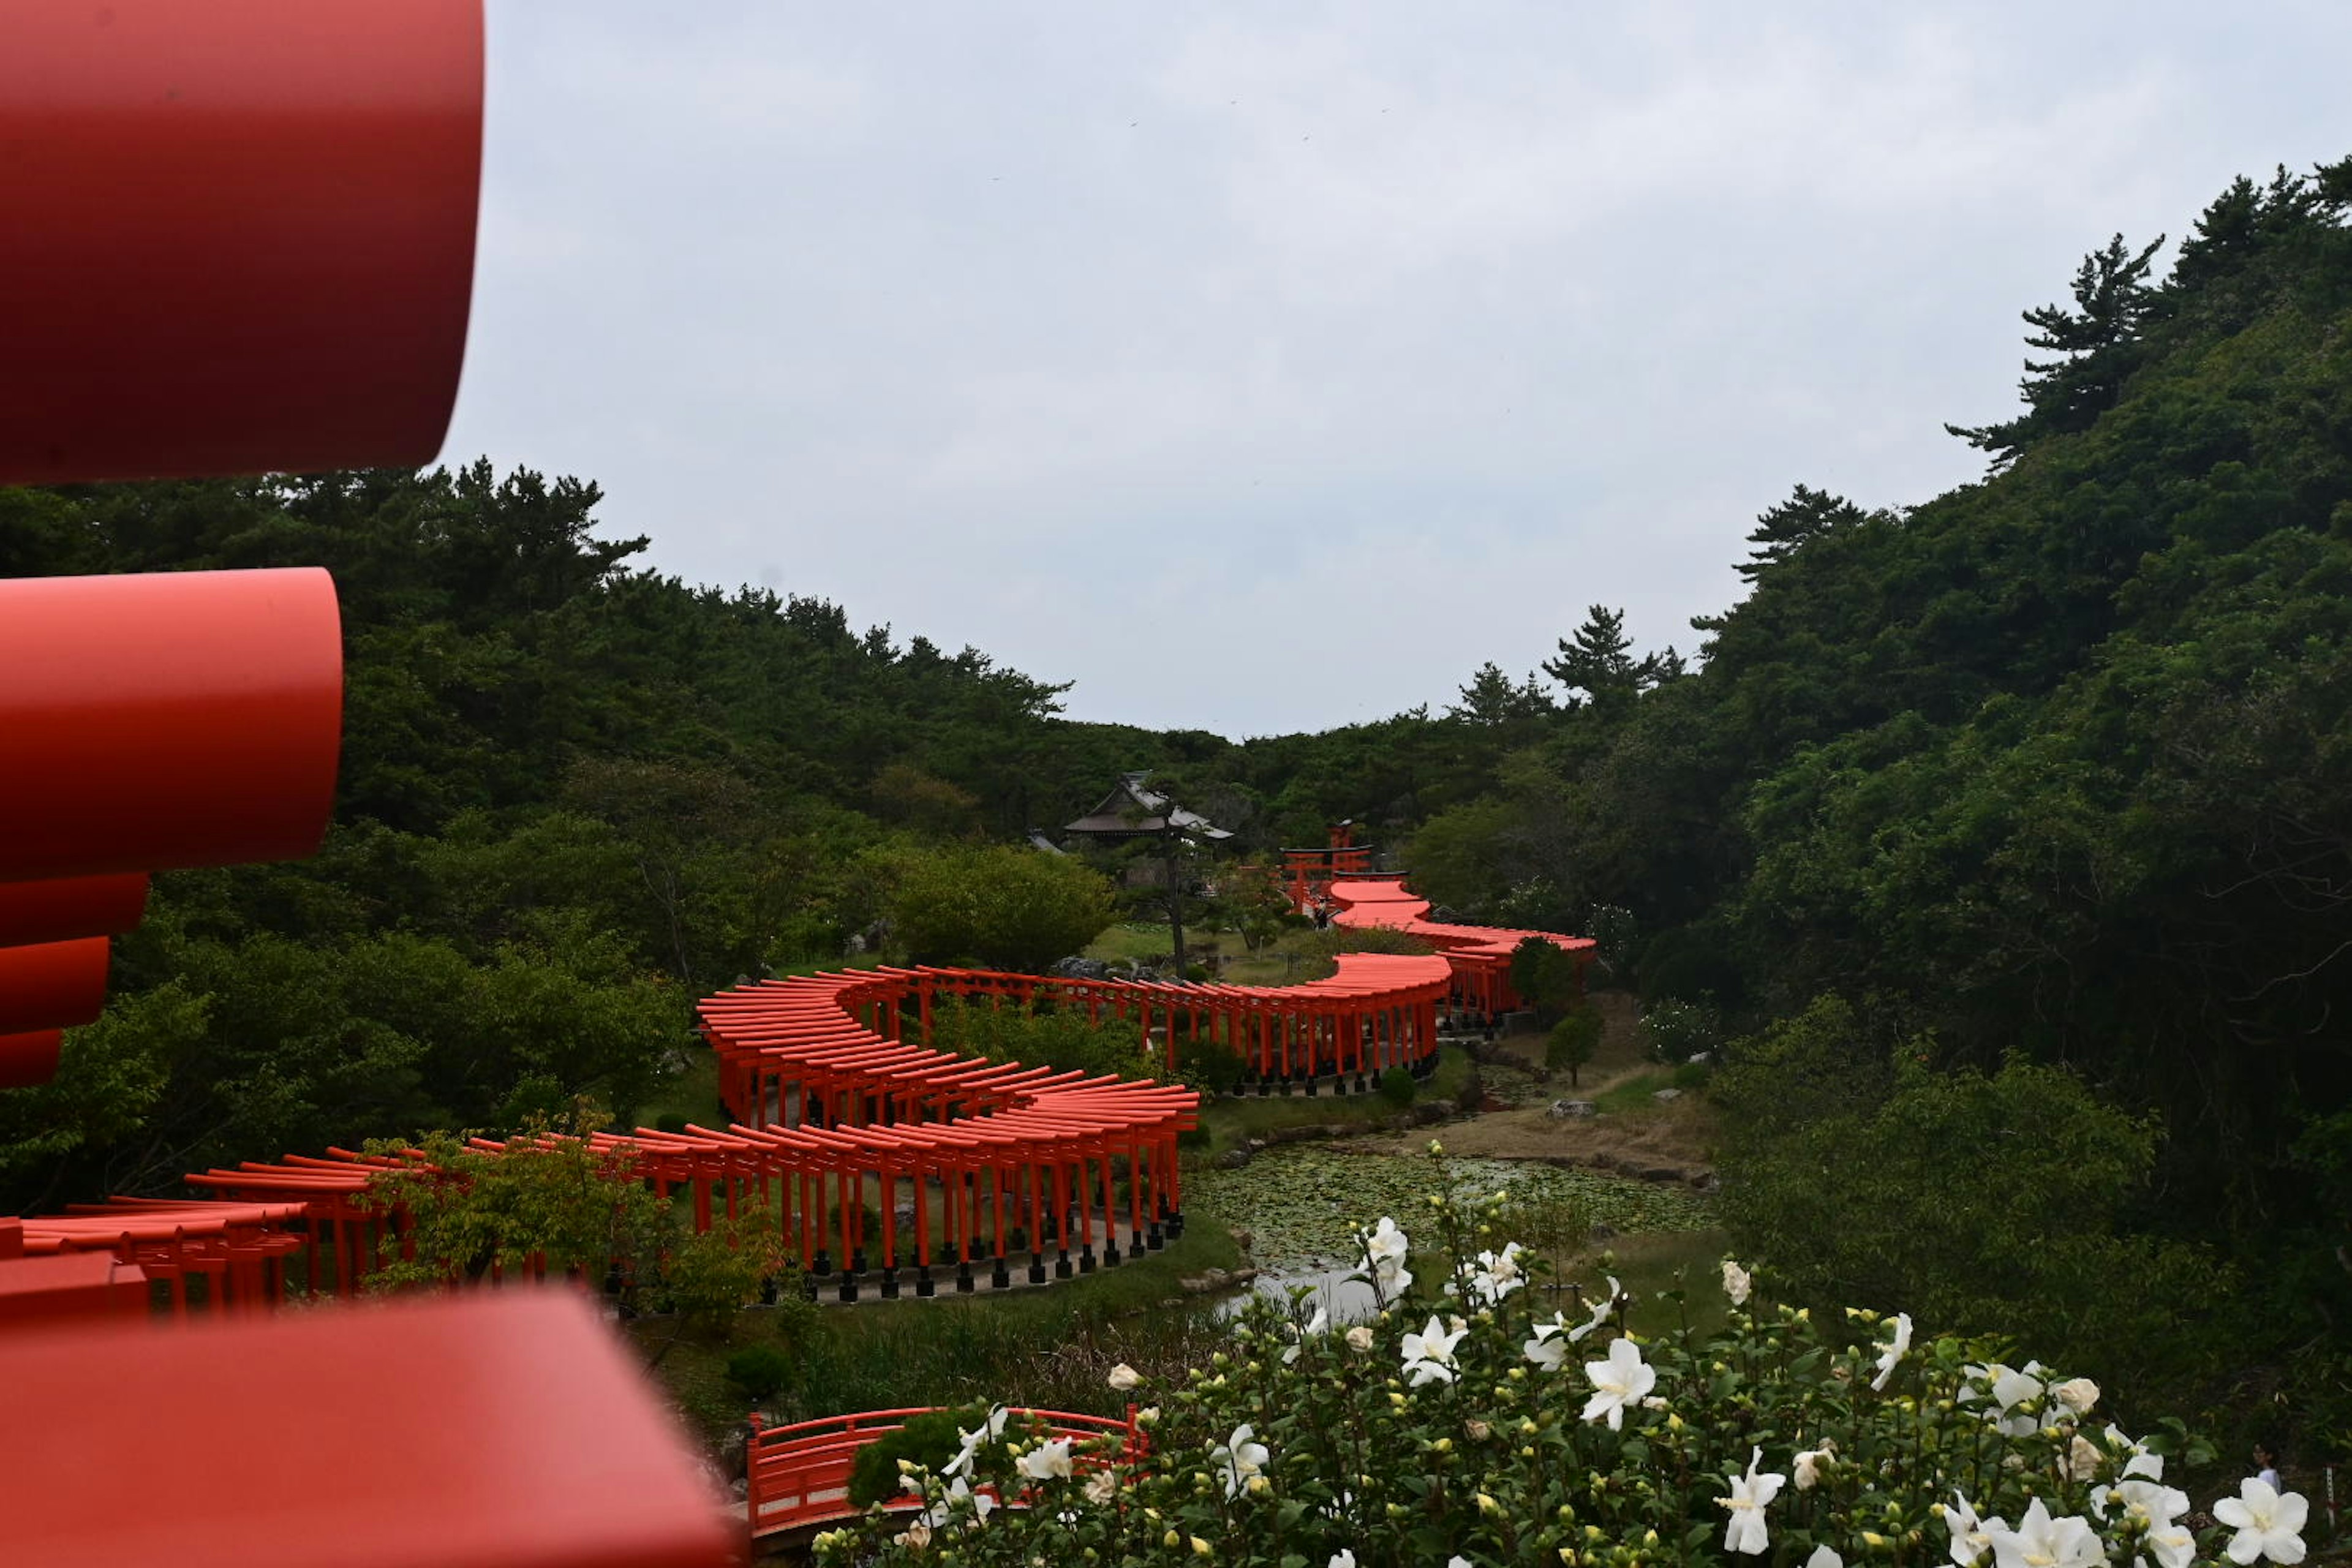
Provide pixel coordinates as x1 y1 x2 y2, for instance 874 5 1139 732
1214 1148 1254 1169
1052 956 1113 981
1548 1099 1597 1118
1245 1137 1269 1152
1589 1222 1618 1243
894 1202 918 1227
729 1476 750 1501
1651 1087 1684 1103
1230 1227 1253 1254
1179 1267 1235 1294
1640 1166 1686 1183
1694 1172 1721 1192
1411 1100 1453 1125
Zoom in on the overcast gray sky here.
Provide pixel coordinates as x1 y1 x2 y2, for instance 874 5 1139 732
439 2 2351 738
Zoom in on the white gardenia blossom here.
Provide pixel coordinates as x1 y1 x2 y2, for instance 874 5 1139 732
1327 1553 1357 1568
1722 1259 1753 1307
1581 1336 1658 1430
1807 1547 1844 1568
1465 1242 1526 1305
1082 1470 1118 1505
1107 1363 1140 1391
942 1406 1011 1477
1988 1499 2103 1568
1283 1306 1331 1365
1016 1438 1074 1481
2213 1478 2309 1566
2098 1479 2195 1568
1402 1314 1469 1387
1345 1324 1375 1353
1940 1490 2007 1567
922 1476 996 1529
1987 1366 2045 1438
1793 1439 1836 1491
2058 1433 2103 1482
1717 1446 1787 1555
1568 1276 1625 1343
1361 1216 1413 1295
1209 1422 1270 1499
1524 1313 1571 1371
1871 1312 1913 1392
2053 1376 2100 1415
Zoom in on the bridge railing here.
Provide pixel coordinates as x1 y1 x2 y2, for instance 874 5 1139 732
745 1403 1144 1537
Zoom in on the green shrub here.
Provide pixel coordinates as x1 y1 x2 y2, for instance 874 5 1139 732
825 1175 2265 1568
1171 1033 1243 1096
1671 1058 1711 1090
1545 1004 1603 1086
725 1343 791 1403
1378 1066 1416 1107
654 1112 690 1134
846 1407 987 1507
1637 996 1718 1063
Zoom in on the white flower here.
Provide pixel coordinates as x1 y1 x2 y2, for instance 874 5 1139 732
1871 1311 1913 1392
1581 1336 1657 1430
1402 1314 1468 1387
1807 1548 1844 1568
897 1521 933 1550
1017 1438 1074 1481
2098 1479 2194 1568
2053 1376 2100 1415
2213 1478 2308 1566
941 1406 1011 1476
1283 1306 1331 1365
1107 1362 1140 1391
1208 1422 1270 1498
1722 1259 1753 1306
1793 1439 1836 1491
1329 1553 1357 1568
922 1475 997 1529
1939 1490 2006 1567
1345 1324 1375 1353
2101 1424 2164 1480
1524 1313 1570 1371
1083 1470 1118 1505
1465 1242 1526 1305
1568 1276 1624 1343
1988 1499 2101 1568
1716 1446 1787 1555
2056 1432 2103 1481
1986 1365 2044 1437
1360 1216 1413 1295
1449 1559 1472 1568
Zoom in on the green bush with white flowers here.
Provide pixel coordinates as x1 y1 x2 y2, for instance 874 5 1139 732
815 1152 2315 1568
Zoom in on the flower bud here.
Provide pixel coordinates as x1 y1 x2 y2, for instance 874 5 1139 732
1346 1325 1375 1353
1477 1492 1500 1514
1163 1530 1182 1548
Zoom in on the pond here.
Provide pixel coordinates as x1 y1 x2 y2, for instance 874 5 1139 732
1186 1144 1716 1323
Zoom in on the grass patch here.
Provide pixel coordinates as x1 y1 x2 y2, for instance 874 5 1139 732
639 1045 725 1130
1559 1226 1735 1341
1591 1068 1678 1115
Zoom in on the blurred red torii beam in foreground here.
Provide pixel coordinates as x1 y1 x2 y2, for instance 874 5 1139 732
0 6 741 1564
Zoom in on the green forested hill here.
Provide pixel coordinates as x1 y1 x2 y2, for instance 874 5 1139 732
6 157 2349 1438
0 463 1193 1208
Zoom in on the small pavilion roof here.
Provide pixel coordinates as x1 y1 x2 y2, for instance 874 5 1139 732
1063 771 1232 840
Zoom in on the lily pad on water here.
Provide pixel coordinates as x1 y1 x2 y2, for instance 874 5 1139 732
1186 1147 1713 1271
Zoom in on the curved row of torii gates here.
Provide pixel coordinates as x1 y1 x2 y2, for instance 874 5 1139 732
9 879 1591 1316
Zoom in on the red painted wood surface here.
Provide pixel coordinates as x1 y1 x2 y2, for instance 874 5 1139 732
0 1031 64 1091
0 874 150 948
0 568 344 881
0 938 112 1035
0 1291 739 1568
0 0 481 482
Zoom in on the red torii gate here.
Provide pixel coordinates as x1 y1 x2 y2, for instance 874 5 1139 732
1327 878 1598 1027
